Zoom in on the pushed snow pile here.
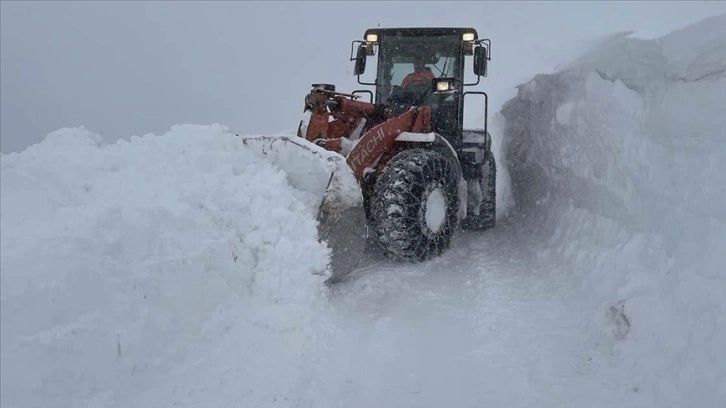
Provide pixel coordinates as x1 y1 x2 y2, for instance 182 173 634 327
239 134 363 212
0 124 331 407
502 13 726 406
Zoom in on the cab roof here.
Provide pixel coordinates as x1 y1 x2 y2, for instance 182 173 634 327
364 27 478 40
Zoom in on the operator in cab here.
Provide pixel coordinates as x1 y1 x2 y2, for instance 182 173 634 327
401 55 435 88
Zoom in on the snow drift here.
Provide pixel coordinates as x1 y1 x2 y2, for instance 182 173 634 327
501 13 726 406
0 125 335 407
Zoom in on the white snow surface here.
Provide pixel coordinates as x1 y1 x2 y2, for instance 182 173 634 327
1 125 333 407
2 14 726 408
501 12 726 406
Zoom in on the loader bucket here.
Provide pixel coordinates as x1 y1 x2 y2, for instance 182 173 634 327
240 135 369 280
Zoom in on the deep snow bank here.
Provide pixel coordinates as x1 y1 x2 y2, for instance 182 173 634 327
501 14 726 405
0 125 332 407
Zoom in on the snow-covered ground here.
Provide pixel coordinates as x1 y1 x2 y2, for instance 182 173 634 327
2 13 725 408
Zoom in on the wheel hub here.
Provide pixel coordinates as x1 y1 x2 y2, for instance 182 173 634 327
424 186 446 233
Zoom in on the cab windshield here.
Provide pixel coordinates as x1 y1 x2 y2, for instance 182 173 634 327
376 34 462 104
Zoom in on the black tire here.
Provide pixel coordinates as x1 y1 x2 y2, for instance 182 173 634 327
481 150 497 227
370 148 459 262
462 150 496 230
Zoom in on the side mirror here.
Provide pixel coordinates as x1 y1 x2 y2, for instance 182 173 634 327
354 45 367 75
474 46 488 77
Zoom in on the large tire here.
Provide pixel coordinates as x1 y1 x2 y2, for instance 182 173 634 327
371 148 459 262
480 150 497 227
462 150 496 230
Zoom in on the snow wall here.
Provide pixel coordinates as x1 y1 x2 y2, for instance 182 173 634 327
0 125 335 407
500 13 726 405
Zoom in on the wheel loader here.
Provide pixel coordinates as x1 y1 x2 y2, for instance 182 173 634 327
244 27 495 280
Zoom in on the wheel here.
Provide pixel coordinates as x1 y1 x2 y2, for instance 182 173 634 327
480 150 496 227
370 148 459 262
462 150 496 230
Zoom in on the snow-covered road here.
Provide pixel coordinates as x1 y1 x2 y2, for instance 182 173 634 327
326 225 628 408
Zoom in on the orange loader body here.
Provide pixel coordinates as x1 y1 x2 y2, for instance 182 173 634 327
299 86 432 182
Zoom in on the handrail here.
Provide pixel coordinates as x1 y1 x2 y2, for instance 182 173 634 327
352 90 374 103
462 91 488 136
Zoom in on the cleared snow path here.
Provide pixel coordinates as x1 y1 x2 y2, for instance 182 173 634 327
324 225 636 408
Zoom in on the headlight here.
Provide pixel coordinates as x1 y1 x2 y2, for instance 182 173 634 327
462 33 475 42
366 34 378 43
436 81 451 92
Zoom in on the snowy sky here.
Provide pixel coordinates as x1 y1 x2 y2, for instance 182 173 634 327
2 1 725 153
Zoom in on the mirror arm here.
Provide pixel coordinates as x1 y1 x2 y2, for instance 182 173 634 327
357 76 376 86
463 76 481 87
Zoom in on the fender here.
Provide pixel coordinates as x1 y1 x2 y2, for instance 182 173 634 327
346 105 431 180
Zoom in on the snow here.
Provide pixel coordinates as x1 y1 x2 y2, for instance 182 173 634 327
395 132 436 143
424 187 446 233
239 134 362 212
1 124 332 408
2 13 726 408
500 12 726 406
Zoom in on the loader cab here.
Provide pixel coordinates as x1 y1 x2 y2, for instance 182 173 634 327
351 27 491 149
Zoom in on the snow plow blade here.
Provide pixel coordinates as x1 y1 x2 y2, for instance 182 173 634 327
240 135 368 280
